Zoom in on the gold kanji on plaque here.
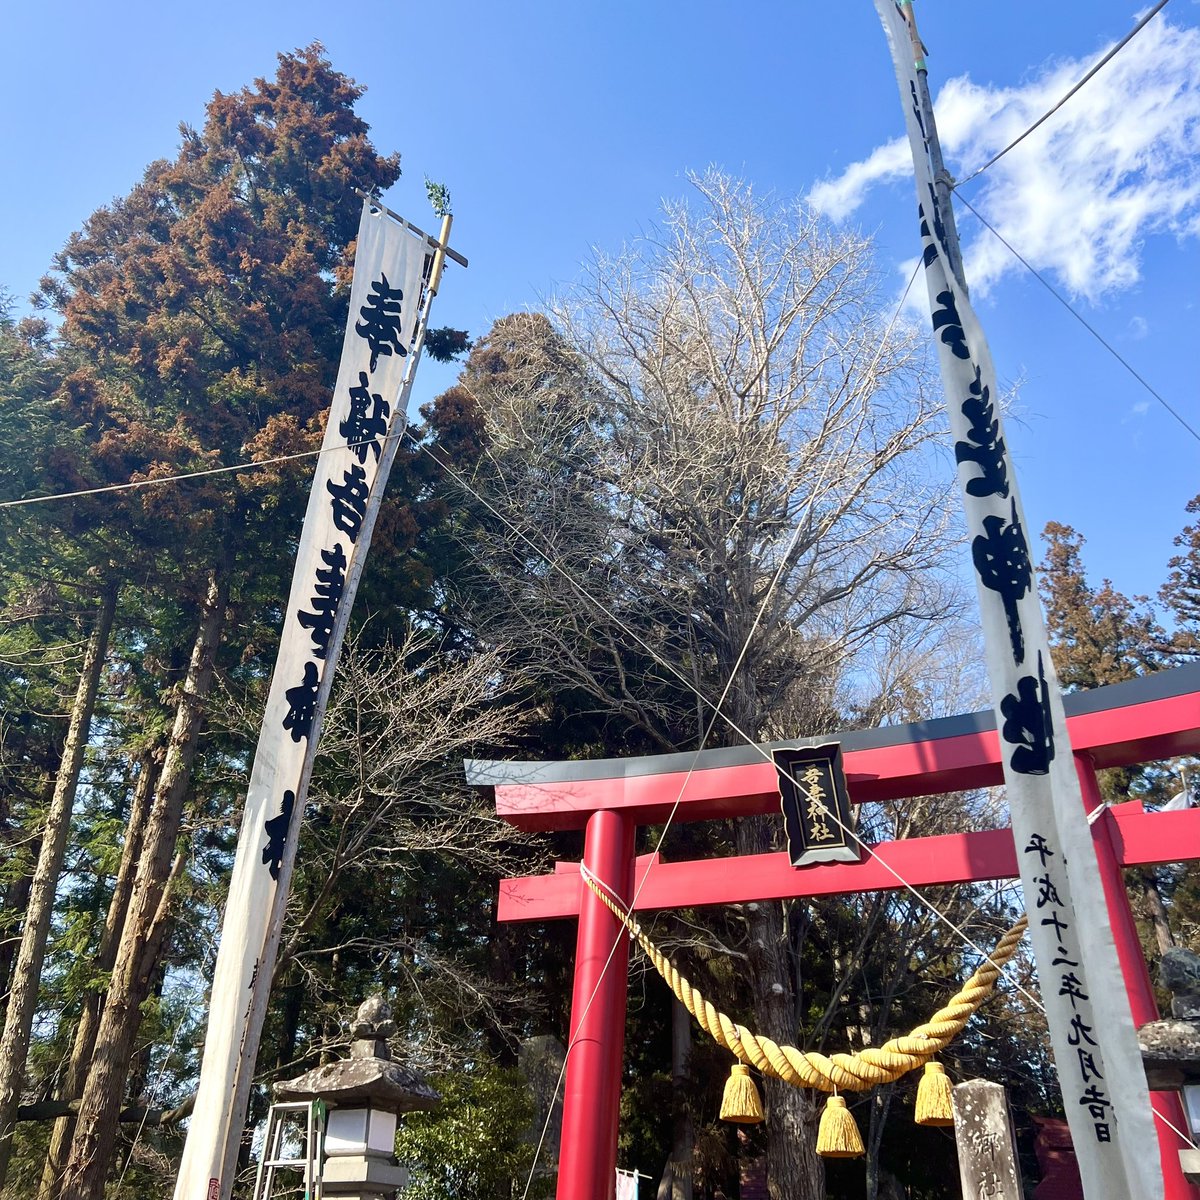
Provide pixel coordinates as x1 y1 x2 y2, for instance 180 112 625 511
772 743 860 867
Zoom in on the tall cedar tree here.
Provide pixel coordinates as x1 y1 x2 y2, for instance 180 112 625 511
0 304 128 1190
1038 521 1186 958
1039 521 1168 691
2 44 451 1200
0 307 68 922
1161 494 1200 657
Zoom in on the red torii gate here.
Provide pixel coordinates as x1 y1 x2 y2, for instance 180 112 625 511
467 665 1200 1200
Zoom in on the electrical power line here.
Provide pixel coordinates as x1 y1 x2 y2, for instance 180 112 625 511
954 191 1200 446
0 434 398 511
954 0 1172 189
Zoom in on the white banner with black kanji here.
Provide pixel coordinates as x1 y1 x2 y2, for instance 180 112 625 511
175 201 428 1200
872 4 1161 1198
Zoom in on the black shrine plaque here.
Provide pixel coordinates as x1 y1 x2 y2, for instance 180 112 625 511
772 743 861 867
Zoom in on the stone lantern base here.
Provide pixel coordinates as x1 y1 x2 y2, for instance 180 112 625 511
320 1152 410 1199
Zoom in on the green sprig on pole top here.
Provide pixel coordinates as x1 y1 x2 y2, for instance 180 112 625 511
425 178 452 219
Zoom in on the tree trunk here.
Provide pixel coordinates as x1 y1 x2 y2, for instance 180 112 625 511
38 745 163 1200
0 870 34 1003
1136 869 1176 956
271 972 305 1078
0 585 116 1192
58 568 227 1200
0 778 52 1004
657 998 695 1200
865 1085 896 1200
735 816 824 1200
123 956 167 1122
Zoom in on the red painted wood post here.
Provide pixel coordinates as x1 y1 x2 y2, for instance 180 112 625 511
1075 754 1196 1199
557 810 635 1200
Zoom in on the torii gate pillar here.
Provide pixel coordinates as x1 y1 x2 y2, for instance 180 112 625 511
558 810 635 1200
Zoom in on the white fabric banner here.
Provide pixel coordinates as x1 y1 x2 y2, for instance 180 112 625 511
871 4 1161 1197
615 1169 640 1200
174 201 428 1200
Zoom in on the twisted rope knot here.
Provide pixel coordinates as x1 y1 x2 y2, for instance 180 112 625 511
582 868 1027 1094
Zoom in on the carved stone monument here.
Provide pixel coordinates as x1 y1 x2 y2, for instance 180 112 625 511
951 1079 1022 1200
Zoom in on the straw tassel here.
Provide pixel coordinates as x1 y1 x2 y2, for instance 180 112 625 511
816 1094 864 1158
720 1063 764 1124
914 1061 955 1126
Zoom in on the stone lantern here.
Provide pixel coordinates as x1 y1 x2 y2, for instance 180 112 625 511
275 995 440 1199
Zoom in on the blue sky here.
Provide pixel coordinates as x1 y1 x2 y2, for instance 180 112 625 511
2 1 1197 606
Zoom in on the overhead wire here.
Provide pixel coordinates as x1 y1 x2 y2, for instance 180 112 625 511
909 3 1199 1146
428 408 1044 994
938 14 1200 1139
0 25 1186 1180
0 437 381 511
953 0 1172 189
934 0 1196 445
953 191 1200 446
412 264 1043 999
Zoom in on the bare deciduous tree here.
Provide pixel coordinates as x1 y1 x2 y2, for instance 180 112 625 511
271 627 549 1074
438 169 968 1199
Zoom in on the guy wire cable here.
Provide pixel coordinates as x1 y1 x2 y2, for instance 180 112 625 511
954 0 1172 189
953 191 1200 445
0 434 404 510
420 268 1059 1192
414 260 1050 1007
419 278 1195 1172
420 268 1047 983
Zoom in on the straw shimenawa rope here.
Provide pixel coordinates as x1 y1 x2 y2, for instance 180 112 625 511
582 869 1028 1093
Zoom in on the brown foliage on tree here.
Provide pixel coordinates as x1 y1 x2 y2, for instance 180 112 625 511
1039 520 1168 690
1039 521 1184 959
3 44 413 1200
1160 494 1200 658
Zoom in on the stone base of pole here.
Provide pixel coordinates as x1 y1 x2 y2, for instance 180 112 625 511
1138 948 1200 1190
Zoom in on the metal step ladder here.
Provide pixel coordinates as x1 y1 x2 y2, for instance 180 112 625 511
252 1099 326 1200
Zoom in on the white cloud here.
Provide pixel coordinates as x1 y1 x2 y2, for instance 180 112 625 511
809 16 1200 302
807 139 911 222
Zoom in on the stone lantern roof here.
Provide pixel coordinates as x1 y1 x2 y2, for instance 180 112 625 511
274 996 440 1112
